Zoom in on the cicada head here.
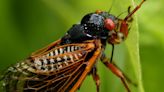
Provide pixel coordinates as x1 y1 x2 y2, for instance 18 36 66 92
79 0 145 45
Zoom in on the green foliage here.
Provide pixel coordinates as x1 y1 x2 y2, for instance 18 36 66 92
138 0 164 92
1 0 163 92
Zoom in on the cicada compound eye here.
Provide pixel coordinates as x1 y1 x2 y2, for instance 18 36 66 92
104 18 115 31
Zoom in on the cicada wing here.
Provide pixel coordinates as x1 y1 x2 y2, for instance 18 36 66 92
23 59 86 92
1 40 98 92
31 39 61 57
0 39 61 92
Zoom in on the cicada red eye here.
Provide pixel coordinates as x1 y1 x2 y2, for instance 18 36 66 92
104 18 115 31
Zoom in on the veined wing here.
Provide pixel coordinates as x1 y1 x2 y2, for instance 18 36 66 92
1 40 98 92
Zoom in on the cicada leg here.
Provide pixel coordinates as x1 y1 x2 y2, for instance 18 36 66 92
91 67 100 92
100 45 131 92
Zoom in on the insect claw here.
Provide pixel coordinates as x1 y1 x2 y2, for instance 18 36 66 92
124 0 146 21
128 6 131 14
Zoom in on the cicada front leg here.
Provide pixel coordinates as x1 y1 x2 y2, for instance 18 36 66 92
100 45 131 92
91 66 100 92
100 54 131 92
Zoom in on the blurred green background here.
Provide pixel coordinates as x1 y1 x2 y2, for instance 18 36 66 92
0 0 164 92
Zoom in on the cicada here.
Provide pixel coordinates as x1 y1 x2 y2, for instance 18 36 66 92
0 0 145 92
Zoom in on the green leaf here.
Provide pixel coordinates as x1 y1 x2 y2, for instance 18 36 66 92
125 0 144 92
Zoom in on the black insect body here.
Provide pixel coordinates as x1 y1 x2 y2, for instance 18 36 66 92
0 0 145 92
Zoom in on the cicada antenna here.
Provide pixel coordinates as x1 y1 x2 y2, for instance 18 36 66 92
108 0 115 13
116 10 128 18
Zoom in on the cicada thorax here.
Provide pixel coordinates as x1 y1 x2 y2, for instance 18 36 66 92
3 40 96 92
